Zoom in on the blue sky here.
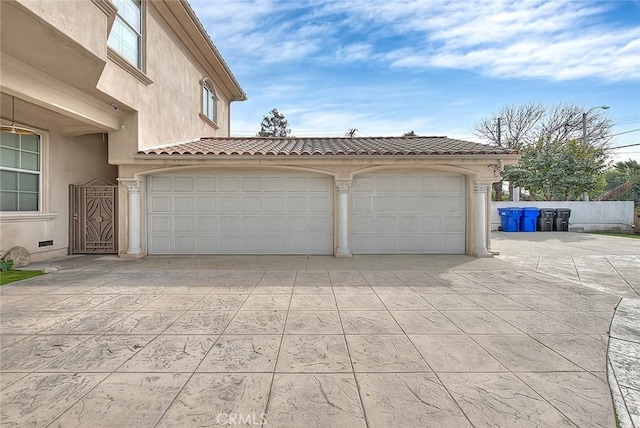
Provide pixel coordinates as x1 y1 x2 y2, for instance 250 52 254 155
191 0 640 162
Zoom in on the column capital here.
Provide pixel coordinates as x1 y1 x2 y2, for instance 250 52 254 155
335 180 352 193
118 179 143 194
473 180 493 192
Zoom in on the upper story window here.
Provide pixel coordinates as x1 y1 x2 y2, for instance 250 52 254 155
108 0 142 69
202 80 218 124
0 131 40 212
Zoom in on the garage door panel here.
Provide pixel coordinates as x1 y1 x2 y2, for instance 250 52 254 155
219 237 239 253
286 196 308 212
442 214 465 232
420 215 442 233
241 216 262 234
398 216 419 232
265 196 285 212
174 196 194 212
286 179 307 192
149 235 171 253
219 197 239 212
219 177 239 192
441 195 464 211
310 195 332 212
242 196 262 212
353 215 373 233
442 236 465 253
442 175 464 190
376 195 396 212
264 177 285 192
265 216 284 234
309 235 333 252
265 237 285 252
196 237 214 252
397 176 420 191
175 236 195 252
174 177 194 192
196 177 216 192
353 173 465 254
419 195 440 212
309 216 332 233
196 217 216 233
374 216 397 233
174 216 194 233
241 177 262 191
397 195 419 212
353 195 373 212
196 198 216 212
398 236 419 252
241 236 263 252
308 176 332 192
287 216 307 233
149 176 171 192
148 174 333 254
287 236 307 251
219 216 239 233
150 196 171 212
149 215 170 232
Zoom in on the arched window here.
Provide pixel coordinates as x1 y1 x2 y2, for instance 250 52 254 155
202 79 218 124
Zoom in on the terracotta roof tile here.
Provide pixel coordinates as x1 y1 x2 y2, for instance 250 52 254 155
138 136 517 156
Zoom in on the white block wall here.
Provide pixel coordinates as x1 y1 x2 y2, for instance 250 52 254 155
491 201 634 231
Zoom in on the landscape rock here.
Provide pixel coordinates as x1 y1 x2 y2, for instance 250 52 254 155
3 246 30 268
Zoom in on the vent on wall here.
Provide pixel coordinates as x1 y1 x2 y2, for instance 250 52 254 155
38 240 53 247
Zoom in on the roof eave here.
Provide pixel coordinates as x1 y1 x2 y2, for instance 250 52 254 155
174 1 247 101
134 153 521 161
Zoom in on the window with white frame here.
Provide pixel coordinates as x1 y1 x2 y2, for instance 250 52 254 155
202 80 218 124
108 0 142 69
0 131 40 212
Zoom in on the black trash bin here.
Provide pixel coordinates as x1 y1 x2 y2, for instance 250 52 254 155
553 208 572 231
537 208 555 231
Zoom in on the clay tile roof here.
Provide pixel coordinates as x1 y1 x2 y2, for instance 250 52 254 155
138 136 517 156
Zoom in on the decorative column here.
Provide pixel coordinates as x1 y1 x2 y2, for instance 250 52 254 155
335 180 352 257
120 179 143 255
473 180 493 257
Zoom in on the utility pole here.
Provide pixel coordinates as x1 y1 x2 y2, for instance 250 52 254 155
497 117 501 146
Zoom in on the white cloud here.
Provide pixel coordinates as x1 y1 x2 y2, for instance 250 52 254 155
192 0 640 81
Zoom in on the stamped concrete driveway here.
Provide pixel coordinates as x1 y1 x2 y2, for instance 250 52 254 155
0 241 633 427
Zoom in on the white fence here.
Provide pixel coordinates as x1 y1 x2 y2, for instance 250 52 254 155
491 201 635 232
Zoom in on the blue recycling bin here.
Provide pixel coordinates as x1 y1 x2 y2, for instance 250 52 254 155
498 207 522 232
520 207 540 232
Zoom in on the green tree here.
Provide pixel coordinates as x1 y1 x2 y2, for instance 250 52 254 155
599 160 640 201
504 139 608 200
474 103 612 201
258 108 291 137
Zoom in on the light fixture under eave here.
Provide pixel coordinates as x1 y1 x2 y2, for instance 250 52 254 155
0 125 37 135
1 96 37 135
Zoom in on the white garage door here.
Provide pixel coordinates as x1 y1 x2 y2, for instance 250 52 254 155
146 174 333 254
352 173 466 254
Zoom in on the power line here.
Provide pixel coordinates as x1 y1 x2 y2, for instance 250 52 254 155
609 128 640 137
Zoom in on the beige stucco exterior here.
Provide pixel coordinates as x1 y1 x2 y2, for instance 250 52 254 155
1 0 244 259
0 0 517 260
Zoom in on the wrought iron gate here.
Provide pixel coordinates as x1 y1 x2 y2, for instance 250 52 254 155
69 178 117 254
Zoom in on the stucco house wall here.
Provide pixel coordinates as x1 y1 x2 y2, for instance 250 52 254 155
1 0 242 259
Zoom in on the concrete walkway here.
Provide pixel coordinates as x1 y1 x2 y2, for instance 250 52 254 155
494 232 640 298
1 251 625 427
